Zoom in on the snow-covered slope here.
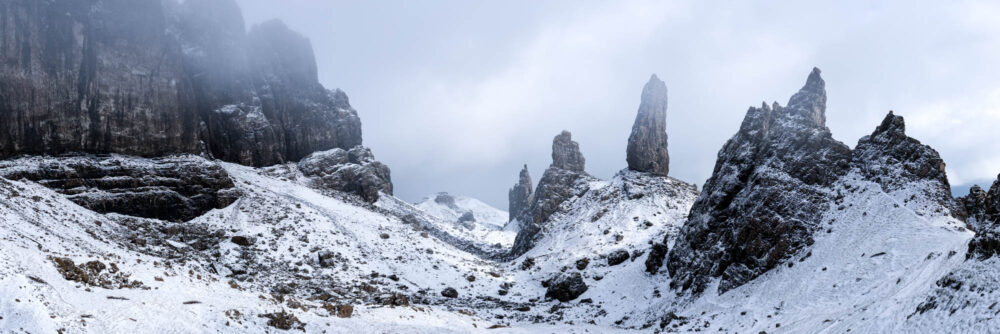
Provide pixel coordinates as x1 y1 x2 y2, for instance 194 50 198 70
414 193 516 248
647 173 972 332
0 157 655 333
504 169 698 327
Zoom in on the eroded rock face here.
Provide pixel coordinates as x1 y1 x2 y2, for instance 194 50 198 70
667 68 853 294
0 155 239 221
852 111 956 213
0 0 363 167
510 131 595 257
626 74 670 176
0 0 201 158
298 146 392 203
507 164 534 223
552 131 585 172
962 176 1000 260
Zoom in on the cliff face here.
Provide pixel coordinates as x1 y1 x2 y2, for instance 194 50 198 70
0 0 200 158
0 0 363 167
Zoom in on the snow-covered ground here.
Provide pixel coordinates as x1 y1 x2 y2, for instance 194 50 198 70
2 156 998 333
648 173 974 333
0 158 665 333
413 193 516 248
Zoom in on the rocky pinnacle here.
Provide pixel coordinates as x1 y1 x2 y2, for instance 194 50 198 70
552 131 585 172
786 67 827 126
627 74 670 176
508 165 534 223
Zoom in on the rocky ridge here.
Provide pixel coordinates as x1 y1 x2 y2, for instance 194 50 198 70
666 68 964 295
667 68 853 294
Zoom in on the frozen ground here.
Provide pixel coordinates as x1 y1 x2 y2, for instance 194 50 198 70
2 157 998 333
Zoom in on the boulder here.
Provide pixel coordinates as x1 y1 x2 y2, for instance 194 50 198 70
298 146 392 202
545 272 588 302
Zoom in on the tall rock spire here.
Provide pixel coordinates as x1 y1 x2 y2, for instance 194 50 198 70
626 74 670 176
508 164 534 222
510 130 594 257
786 67 827 126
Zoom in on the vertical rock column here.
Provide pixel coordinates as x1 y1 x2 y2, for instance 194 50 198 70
626 74 670 176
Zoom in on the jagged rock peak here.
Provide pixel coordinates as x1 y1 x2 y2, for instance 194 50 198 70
853 111 953 210
551 131 585 172
965 175 1000 259
508 164 534 222
786 67 827 126
666 67 851 294
626 74 670 176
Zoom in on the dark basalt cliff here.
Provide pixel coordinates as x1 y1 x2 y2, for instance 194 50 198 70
0 0 362 167
667 68 853 294
0 0 201 158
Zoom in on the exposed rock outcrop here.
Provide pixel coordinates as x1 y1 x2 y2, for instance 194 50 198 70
545 272 588 302
0 0 201 158
852 111 956 213
667 68 853 294
0 155 239 221
962 176 1000 260
510 131 596 257
507 164 534 223
552 131 585 172
0 0 363 167
626 74 670 176
298 146 392 203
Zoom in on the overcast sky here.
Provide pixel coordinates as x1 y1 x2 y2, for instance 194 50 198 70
234 0 1000 209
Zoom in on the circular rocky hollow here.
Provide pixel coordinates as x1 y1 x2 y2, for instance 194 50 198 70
0 155 240 222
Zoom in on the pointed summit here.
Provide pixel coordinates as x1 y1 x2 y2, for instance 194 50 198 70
786 67 827 126
508 164 534 222
627 74 670 176
551 131 585 172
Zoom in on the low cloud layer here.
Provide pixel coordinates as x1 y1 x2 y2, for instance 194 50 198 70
236 0 1000 208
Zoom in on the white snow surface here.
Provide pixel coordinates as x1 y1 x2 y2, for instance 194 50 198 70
413 193 516 248
2 156 998 333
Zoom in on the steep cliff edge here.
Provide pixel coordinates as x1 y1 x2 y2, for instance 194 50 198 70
0 0 363 167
